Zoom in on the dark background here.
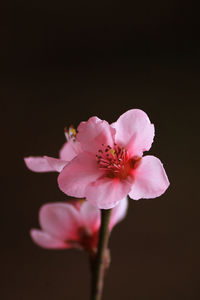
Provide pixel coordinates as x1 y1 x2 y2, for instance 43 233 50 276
1 1 200 299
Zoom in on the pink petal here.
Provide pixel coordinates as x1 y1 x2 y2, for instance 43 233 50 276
39 203 81 241
24 156 55 172
80 201 100 233
112 109 155 157
44 156 68 172
109 196 128 230
59 140 82 161
58 152 103 198
30 229 69 249
77 116 115 154
129 155 170 200
85 177 132 209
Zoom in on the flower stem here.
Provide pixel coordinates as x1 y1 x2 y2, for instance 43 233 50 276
90 209 112 300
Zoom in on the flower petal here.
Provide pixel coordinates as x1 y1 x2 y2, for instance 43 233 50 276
58 152 103 198
80 201 100 233
44 156 68 172
24 156 55 172
39 203 81 241
30 229 69 249
77 116 115 154
85 177 132 209
109 197 128 230
112 109 155 156
59 140 82 161
129 155 170 200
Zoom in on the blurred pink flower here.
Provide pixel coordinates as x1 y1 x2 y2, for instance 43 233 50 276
24 126 81 173
58 109 169 209
30 197 128 251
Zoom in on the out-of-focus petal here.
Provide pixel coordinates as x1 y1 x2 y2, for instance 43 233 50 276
80 201 100 233
109 197 128 230
112 109 155 157
58 152 103 198
44 156 68 172
39 203 81 241
30 229 70 249
24 156 55 172
77 117 115 154
59 140 82 161
129 155 170 200
85 177 132 209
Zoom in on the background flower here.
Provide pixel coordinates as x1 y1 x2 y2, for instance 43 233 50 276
24 126 81 173
30 197 128 251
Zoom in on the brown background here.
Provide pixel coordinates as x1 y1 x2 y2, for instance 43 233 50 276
1 1 200 299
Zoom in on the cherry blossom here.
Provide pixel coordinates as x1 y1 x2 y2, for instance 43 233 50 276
58 109 169 209
30 197 128 251
24 126 81 173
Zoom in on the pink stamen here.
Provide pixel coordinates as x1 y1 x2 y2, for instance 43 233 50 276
96 144 139 179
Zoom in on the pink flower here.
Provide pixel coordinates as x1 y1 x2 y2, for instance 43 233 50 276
30 197 128 251
58 109 170 209
24 126 81 173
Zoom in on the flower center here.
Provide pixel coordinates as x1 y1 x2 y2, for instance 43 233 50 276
78 227 98 251
96 144 140 180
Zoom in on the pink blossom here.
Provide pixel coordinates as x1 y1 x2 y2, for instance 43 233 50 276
24 126 81 173
58 109 170 209
30 197 128 251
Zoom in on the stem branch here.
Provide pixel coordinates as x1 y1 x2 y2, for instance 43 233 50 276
90 209 112 300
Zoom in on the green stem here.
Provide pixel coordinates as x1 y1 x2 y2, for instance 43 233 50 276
90 209 112 300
